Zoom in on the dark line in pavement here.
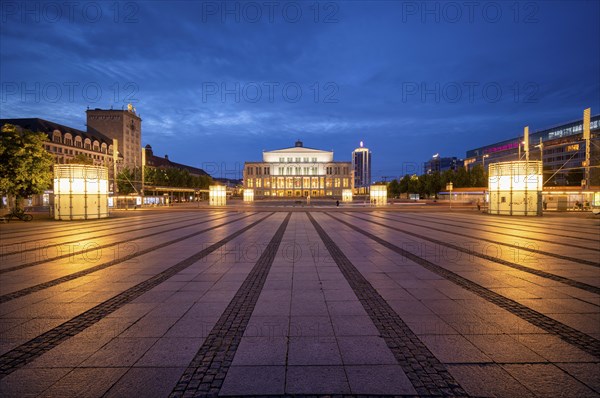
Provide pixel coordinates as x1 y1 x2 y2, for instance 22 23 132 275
0 213 253 304
345 212 600 295
0 212 274 378
392 212 600 249
169 212 291 398
0 212 235 275
0 211 169 238
434 211 600 234
307 213 469 397
0 212 197 256
0 211 216 258
372 213 600 267
326 213 600 359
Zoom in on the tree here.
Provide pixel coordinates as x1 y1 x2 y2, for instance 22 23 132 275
399 175 410 194
0 124 54 209
117 167 138 195
388 179 400 198
469 164 487 187
69 153 94 165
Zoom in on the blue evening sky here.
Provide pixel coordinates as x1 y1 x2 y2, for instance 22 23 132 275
1 1 599 180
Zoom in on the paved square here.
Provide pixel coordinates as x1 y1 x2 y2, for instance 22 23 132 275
0 209 599 397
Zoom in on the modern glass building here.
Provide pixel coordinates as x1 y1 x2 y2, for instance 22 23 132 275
352 141 371 194
244 140 353 198
465 114 600 186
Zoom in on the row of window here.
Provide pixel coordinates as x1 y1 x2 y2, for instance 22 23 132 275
279 157 318 163
326 166 349 175
253 190 334 197
245 166 270 175
246 165 350 176
246 177 350 189
45 144 114 161
52 132 110 153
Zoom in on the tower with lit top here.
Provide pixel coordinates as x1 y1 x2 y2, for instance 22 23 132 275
352 141 371 194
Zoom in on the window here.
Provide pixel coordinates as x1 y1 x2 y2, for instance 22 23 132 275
279 157 285 162
287 157 293 162
303 157 309 162
311 157 317 162
278 167 284 175
264 167 270 175
52 132 62 143
334 178 340 188
295 167 301 175
295 157 301 162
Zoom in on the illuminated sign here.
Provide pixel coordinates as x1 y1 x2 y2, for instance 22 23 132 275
483 142 520 154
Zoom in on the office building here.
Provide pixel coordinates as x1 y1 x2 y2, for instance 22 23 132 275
86 105 142 170
352 141 371 194
424 154 464 174
465 114 600 186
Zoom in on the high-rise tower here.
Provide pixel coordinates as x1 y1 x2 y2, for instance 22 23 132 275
352 141 371 194
86 105 142 170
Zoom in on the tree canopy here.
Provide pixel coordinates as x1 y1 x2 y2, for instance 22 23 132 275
387 165 488 198
0 124 54 203
116 166 212 195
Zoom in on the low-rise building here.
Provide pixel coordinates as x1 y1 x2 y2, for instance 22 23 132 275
243 140 353 198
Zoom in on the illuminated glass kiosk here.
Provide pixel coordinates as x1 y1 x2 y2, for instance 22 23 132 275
209 185 227 206
53 165 109 220
370 185 387 206
342 189 353 203
243 189 254 203
488 161 542 216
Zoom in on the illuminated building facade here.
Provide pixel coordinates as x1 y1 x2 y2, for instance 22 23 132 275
352 141 371 194
0 118 120 168
243 140 353 197
465 114 600 186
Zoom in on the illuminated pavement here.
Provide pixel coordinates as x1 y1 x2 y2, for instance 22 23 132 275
0 209 599 397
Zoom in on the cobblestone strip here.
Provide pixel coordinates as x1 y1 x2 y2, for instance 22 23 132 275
346 213 600 295
0 212 198 257
0 213 273 378
327 213 600 359
0 213 252 304
307 213 469 397
409 212 600 244
375 213 600 267
169 213 291 398
0 212 233 274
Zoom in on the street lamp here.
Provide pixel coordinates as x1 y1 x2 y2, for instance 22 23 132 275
482 154 490 170
446 182 453 210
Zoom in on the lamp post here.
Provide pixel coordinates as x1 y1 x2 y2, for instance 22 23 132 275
482 154 490 170
446 182 453 210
